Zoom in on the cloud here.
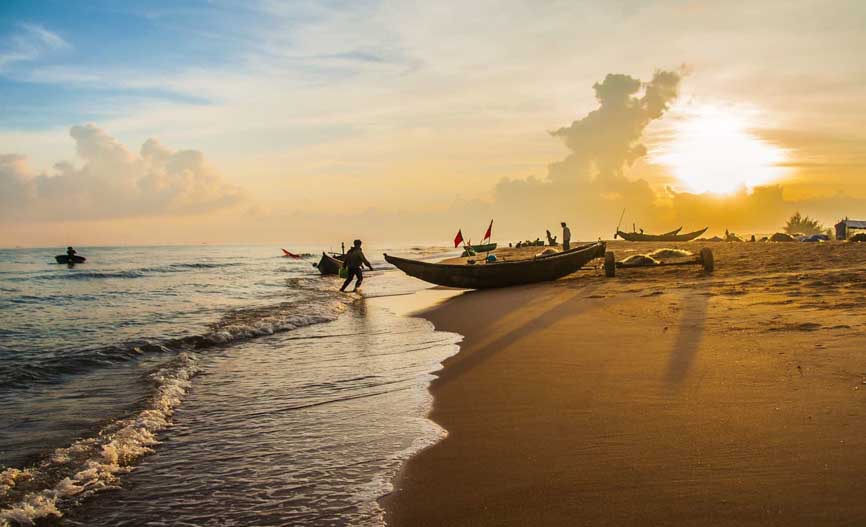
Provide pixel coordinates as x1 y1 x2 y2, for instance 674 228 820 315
0 23 69 70
491 70 681 233
0 125 246 222
548 71 681 183
487 69 866 239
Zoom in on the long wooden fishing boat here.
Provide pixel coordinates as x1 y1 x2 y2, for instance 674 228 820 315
384 241 606 289
314 252 344 275
615 227 708 242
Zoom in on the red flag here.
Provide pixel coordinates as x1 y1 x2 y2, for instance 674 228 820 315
483 219 493 241
453 229 464 248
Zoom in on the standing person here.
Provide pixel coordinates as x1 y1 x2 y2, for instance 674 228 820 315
66 246 77 258
561 222 571 251
339 239 373 292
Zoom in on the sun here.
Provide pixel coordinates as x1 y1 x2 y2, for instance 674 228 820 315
651 104 789 195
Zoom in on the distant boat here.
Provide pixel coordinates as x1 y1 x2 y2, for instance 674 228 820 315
314 252 344 275
281 248 301 258
384 241 606 289
55 255 86 264
615 227 708 242
469 242 497 252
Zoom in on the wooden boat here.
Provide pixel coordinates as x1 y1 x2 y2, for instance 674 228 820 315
469 242 497 252
384 241 606 289
615 227 708 242
314 252 344 275
55 255 86 264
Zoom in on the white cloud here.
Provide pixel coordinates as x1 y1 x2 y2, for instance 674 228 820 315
0 23 68 70
18 23 68 50
0 125 247 222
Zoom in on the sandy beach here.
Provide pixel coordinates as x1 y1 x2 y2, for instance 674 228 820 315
382 241 866 526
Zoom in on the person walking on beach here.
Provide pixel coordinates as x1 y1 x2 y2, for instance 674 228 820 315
339 239 373 292
561 222 571 251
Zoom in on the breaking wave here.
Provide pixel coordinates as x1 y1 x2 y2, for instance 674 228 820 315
32 262 242 281
0 295 352 387
38 270 147 280
0 353 199 526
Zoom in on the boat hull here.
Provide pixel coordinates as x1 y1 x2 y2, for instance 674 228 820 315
55 255 86 264
315 252 343 275
385 241 606 289
469 242 497 252
616 227 708 242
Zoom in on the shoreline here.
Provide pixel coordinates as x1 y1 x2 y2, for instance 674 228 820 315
380 241 866 526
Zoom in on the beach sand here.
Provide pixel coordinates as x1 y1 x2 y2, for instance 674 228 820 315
381 241 866 526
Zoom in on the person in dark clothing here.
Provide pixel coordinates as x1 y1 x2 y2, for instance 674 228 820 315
561 222 571 251
339 239 373 292
66 247 77 258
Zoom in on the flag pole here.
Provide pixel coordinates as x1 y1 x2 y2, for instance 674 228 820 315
485 219 493 260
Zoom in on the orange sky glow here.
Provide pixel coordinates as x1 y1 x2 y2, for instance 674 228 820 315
1 1 865 247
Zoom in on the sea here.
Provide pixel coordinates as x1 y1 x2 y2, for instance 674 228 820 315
0 244 462 526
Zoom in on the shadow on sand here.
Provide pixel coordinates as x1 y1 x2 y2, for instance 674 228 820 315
665 291 709 386
415 281 609 387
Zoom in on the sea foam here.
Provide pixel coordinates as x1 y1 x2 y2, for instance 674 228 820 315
0 353 198 526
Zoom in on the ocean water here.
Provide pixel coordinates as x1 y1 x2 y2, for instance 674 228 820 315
0 245 461 526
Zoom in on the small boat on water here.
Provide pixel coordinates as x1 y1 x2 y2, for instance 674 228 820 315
615 227 708 242
55 255 86 264
469 242 497 252
385 241 606 289
314 252 344 275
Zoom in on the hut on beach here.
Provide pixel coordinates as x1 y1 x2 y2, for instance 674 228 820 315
834 218 866 240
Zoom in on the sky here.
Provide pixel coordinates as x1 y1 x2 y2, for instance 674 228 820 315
1 0 865 247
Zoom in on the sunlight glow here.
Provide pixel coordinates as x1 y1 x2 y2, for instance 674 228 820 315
651 105 788 195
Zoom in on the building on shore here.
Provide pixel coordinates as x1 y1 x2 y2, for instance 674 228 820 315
834 218 866 240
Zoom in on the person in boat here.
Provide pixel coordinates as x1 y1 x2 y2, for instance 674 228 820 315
66 247 77 258
339 239 373 292
561 222 571 251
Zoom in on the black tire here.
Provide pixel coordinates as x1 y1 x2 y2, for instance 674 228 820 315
700 248 714 273
604 251 616 277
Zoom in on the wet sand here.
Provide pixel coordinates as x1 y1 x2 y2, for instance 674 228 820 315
382 241 866 526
